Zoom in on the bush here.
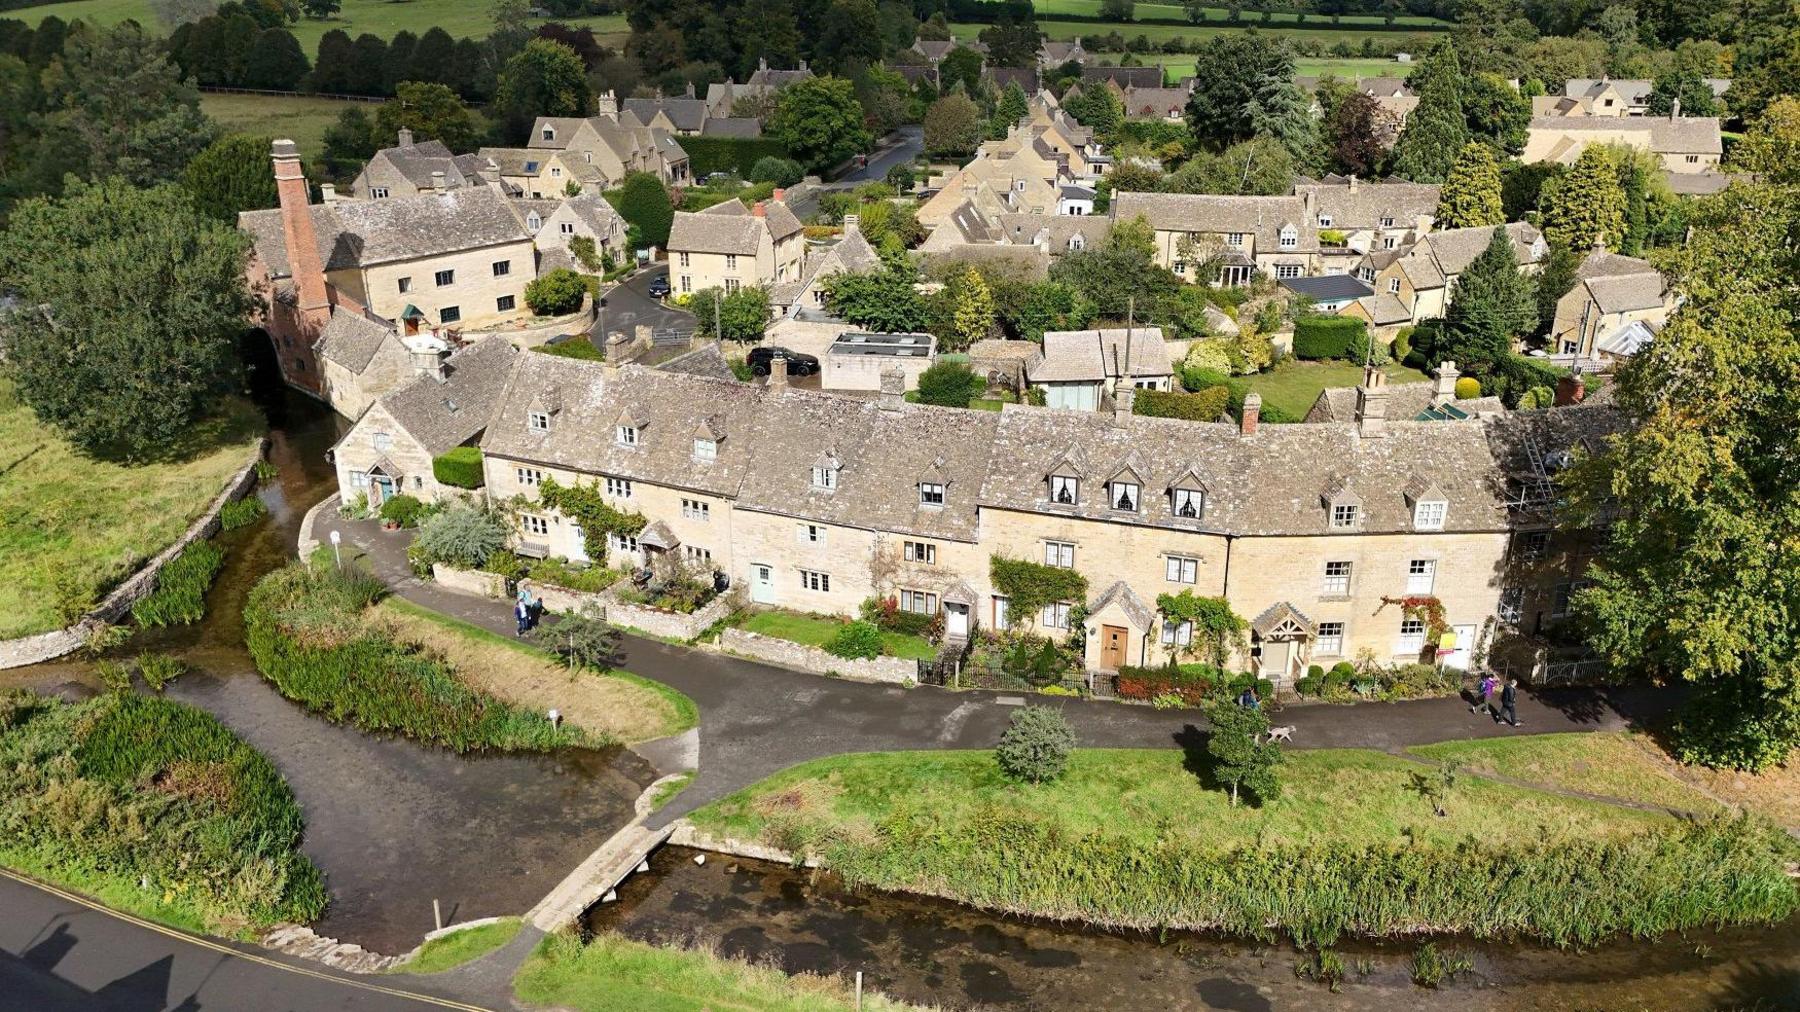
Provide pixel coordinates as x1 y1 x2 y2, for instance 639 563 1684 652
1454 376 1482 399
749 155 805 187
378 494 425 527
1292 316 1368 360
1116 661 1221 705
218 495 267 531
1134 386 1230 421
614 171 674 247
1519 385 1554 409
995 705 1076 783
1003 635 1072 687
432 446 485 489
681 137 792 178
860 596 935 637
1391 326 1413 362
915 360 984 408
416 504 509 570
524 269 587 316
535 338 606 360
1181 363 1233 393
131 540 226 627
824 620 884 660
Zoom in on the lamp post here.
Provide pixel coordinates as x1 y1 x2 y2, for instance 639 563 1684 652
329 529 342 569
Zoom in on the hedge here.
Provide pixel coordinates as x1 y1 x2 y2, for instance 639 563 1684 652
433 446 485 489
680 137 793 179
1292 316 1369 361
1134 386 1231 421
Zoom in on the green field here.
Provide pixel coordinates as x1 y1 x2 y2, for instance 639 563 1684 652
1139 52 1410 84
200 92 377 165
1028 0 1447 27
4 0 627 51
952 20 1439 47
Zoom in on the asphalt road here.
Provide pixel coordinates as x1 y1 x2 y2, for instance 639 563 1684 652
588 265 696 347
841 125 924 183
0 870 479 1012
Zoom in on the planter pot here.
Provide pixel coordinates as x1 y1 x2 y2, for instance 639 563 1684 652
382 520 401 531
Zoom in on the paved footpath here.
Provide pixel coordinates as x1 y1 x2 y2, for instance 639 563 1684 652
313 515 1677 828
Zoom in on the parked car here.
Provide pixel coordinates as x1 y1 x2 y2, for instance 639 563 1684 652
747 346 820 377
646 274 671 299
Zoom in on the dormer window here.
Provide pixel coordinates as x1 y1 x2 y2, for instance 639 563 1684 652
1331 503 1359 528
1380 216 1396 228
1068 234 1085 251
1279 226 1298 249
1317 214 1333 227
1226 232 1245 246
541 126 555 141
1414 499 1447 530
528 411 550 433
1051 475 1078 505
1172 488 1203 518
526 213 542 233
693 437 717 461
616 424 637 446
812 466 837 490
919 482 945 507
1109 480 1138 512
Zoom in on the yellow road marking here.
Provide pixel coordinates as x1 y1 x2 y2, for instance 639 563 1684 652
0 867 495 1011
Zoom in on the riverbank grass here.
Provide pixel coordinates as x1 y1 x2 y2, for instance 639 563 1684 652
691 748 1799 946
0 377 262 638
392 917 523 975
513 931 926 1011
0 690 323 938
1410 733 1726 815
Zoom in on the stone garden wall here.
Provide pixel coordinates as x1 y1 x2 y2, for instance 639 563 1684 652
718 627 917 685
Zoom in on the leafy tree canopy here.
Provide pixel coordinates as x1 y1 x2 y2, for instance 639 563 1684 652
375 81 484 154
768 76 871 171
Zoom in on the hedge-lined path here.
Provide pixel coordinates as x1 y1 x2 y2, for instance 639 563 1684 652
310 512 1681 830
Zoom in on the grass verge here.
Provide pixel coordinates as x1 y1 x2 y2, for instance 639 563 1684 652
513 930 925 1012
0 690 324 938
738 609 936 662
689 748 1800 947
392 917 523 975
650 772 695 812
0 376 262 639
1409 733 1725 814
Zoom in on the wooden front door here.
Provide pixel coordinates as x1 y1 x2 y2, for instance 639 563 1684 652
1101 625 1128 670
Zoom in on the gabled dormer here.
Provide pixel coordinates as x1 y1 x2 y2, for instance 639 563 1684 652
918 455 949 508
693 416 723 462
1046 446 1085 506
811 449 840 491
1105 457 1146 513
1322 475 1364 531
1167 467 1209 520
1278 223 1299 250
526 388 561 433
614 407 643 447
1403 474 1448 531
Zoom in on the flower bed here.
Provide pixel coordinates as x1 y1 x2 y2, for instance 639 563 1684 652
1293 660 1462 702
1115 662 1273 706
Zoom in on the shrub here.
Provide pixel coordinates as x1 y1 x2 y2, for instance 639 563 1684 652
1116 661 1220 705
1134 386 1230 421
432 447 485 489
1454 376 1482 399
860 596 935 637
535 338 606 360
1292 316 1368 360
915 360 984 408
1391 326 1413 362
1181 363 1233 393
614 171 674 247
525 269 587 316
131 540 226 627
1004 635 1071 687
568 234 602 272
218 495 267 531
136 652 185 691
1519 385 1554 409
529 606 621 671
824 620 883 660
995 705 1076 783
378 494 425 527
749 155 805 187
416 505 509 570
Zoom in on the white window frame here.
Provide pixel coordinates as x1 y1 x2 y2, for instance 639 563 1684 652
1317 213 1333 227
1172 488 1202 519
515 467 543 488
903 540 936 564
799 569 831 592
528 411 551 433
1109 481 1139 512
1226 232 1245 246
681 498 710 521
1275 264 1302 279
1414 500 1447 530
919 482 946 507
683 544 712 564
397 276 411 293
797 523 826 545
811 466 837 490
611 532 639 554
1323 560 1352 596
1279 227 1297 249
1050 475 1078 505
1160 619 1193 646
616 425 637 446
678 252 690 267
693 437 717 461
725 253 738 270
371 186 390 199
1165 555 1198 584
520 514 550 537
1498 587 1523 624
1317 621 1345 656
605 476 632 498
1380 216 1396 228
1044 541 1074 568
1388 277 1402 293
1407 558 1436 594
1398 618 1426 653
1330 503 1359 529
992 595 1010 629
724 278 740 294
349 470 369 489
1041 601 1072 629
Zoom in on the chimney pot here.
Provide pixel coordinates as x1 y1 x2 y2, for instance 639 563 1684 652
1112 385 1135 427
752 201 766 218
1241 392 1261 435
772 187 785 202
768 353 788 388
879 366 906 411
1555 373 1586 406
397 127 414 147
431 170 446 193
843 213 859 235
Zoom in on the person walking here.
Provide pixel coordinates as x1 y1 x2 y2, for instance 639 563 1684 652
1498 677 1521 727
1470 673 1496 714
1237 684 1260 711
514 597 531 637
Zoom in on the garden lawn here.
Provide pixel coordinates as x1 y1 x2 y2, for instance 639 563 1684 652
513 931 923 1012
738 609 936 661
393 918 523 975
0 377 263 639
1234 359 1426 421
1409 733 1727 816
9 0 627 51
200 92 382 167
1027 0 1447 26
950 20 1440 47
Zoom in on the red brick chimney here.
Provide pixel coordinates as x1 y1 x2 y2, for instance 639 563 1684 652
1555 373 1586 406
772 188 786 202
1240 392 1261 435
751 200 766 218
272 139 330 321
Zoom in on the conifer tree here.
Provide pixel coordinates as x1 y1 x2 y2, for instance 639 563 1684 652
1539 145 1626 252
1435 143 1505 229
1390 40 1467 182
1442 226 1537 377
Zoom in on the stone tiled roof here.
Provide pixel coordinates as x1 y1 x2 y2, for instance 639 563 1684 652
1360 77 1411 98
912 40 958 62
1356 292 1414 325
1030 328 1172 383
994 212 1112 251
1120 86 1189 118
700 117 762 138
1579 251 1665 313
985 66 1040 94
239 188 530 272
978 406 1515 536
1091 580 1155 629
655 342 737 380
1527 115 1722 154
1082 66 1163 90
316 309 398 374
527 117 591 150
668 201 763 255
623 97 708 133
379 337 521 457
1662 170 1733 195
560 193 628 237
1307 381 1504 424
1424 222 1545 275
1295 179 1441 229
370 140 469 189
1110 192 1317 252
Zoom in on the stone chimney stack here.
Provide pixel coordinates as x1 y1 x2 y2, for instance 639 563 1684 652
1355 366 1389 438
320 183 339 204
1240 392 1261 435
271 139 330 324
598 90 618 118
843 213 860 235
879 366 905 412
397 127 414 147
768 353 788 389
407 334 450 382
1348 174 1358 193
1431 360 1460 406
1671 97 1680 120
430 170 446 193
1555 372 1586 406
772 187 786 202
1112 383 1135 428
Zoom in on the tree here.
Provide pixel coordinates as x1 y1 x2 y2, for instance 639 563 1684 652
150 0 219 29
1646 67 1720 117
991 80 1029 138
1538 145 1625 252
1731 96 1800 188
35 21 215 187
1462 72 1530 155
915 360 984 407
1435 143 1504 229
525 269 587 315
750 156 805 186
1389 40 1467 182
530 606 622 671
319 105 378 178
1100 0 1135 19
1326 90 1383 177
995 706 1076 784
1063 83 1122 136
1049 214 1178 319
854 62 913 137
814 0 882 73
375 81 483 153
1532 243 1579 335
768 76 870 172
181 133 279 221
0 180 252 460
946 267 996 350
244 28 309 90
1205 700 1282 806
1163 135 1293 196
924 92 984 158
824 264 928 332
1441 227 1536 378
408 27 457 86
976 17 1040 70
1246 77 1319 169
309 28 353 91
489 0 534 62
416 503 508 568
300 0 339 17
494 38 592 143
1564 183 1800 771
1184 34 1294 148
615 171 673 246
688 285 771 341
383 30 418 95
937 45 985 96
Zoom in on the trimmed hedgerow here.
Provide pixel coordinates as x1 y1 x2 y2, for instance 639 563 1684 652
432 446 485 489
1292 316 1369 360
131 539 225 627
1134 386 1232 421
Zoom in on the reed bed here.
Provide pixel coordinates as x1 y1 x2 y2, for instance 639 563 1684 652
130 539 225 627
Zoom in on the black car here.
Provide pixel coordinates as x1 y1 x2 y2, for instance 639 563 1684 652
747 346 820 377
646 274 671 298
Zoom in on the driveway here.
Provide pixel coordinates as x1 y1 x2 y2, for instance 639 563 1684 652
311 514 1680 831
590 266 696 346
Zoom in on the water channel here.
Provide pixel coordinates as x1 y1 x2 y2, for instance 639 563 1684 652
5 355 1797 1003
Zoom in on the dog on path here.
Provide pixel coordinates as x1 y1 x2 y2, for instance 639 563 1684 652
1262 725 1296 744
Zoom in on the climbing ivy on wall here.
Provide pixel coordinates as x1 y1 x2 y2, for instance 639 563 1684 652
1156 590 1247 668
990 556 1089 628
537 477 649 563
